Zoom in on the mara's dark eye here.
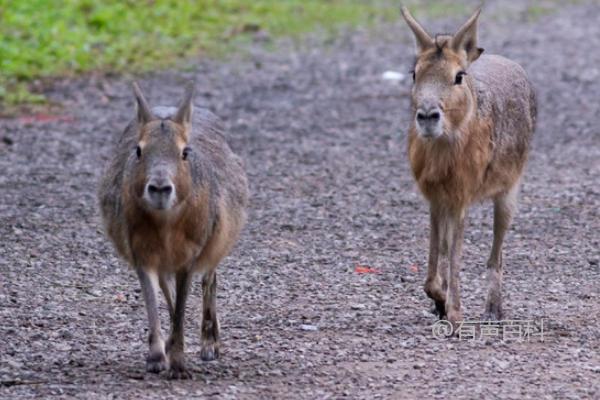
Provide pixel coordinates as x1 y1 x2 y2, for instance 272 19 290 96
135 145 142 159
411 70 416 82
455 71 467 85
182 146 191 161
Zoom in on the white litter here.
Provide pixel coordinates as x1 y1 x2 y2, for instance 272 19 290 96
382 71 406 83
300 324 318 331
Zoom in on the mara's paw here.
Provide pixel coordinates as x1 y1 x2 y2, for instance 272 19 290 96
167 360 192 380
424 278 446 304
482 302 503 322
200 341 220 362
446 310 464 336
146 352 168 374
431 300 447 319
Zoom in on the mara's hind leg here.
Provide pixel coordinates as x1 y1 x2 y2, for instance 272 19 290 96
196 203 243 361
136 268 167 373
200 270 220 361
424 204 448 319
483 185 518 321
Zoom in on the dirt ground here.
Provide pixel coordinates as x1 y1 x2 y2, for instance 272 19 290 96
1 1 599 399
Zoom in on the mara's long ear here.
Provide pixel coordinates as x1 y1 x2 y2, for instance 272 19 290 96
173 80 194 126
132 82 154 124
401 6 434 53
451 7 484 63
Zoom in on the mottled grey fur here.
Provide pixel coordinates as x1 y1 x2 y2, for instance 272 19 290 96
471 54 537 162
472 55 536 321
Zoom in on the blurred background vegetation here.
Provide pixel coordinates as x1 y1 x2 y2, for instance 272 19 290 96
0 0 469 110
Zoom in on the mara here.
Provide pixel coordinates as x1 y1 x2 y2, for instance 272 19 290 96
401 7 536 331
99 82 249 378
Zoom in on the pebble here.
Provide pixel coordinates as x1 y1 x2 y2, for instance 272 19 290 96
300 324 318 331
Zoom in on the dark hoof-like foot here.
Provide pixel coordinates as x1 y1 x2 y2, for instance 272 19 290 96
482 309 503 322
167 361 192 380
482 301 503 322
168 369 192 380
433 300 447 319
146 353 168 373
200 342 220 361
424 280 447 319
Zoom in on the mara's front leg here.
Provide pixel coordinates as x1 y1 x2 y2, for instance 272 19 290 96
445 209 466 332
200 270 220 361
136 268 167 373
483 186 518 321
165 270 193 379
424 204 448 319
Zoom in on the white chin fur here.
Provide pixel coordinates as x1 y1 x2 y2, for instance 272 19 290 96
417 127 443 140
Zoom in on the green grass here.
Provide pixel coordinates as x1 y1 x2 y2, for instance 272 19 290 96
526 0 586 21
526 5 554 21
0 0 398 109
0 0 470 110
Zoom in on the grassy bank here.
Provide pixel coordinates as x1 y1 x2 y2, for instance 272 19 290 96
0 0 473 110
0 0 398 108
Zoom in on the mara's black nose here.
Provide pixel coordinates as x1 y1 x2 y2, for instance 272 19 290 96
147 184 173 196
416 109 441 122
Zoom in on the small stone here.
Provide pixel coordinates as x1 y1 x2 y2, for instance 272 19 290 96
59 329 73 340
6 359 23 370
300 324 318 331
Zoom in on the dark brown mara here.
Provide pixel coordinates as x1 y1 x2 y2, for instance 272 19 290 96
400 7 536 332
98 82 249 378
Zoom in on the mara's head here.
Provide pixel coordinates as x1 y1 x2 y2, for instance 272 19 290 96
128 82 195 213
401 7 484 141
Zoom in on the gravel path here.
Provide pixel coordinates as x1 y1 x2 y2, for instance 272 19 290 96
1 1 599 399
